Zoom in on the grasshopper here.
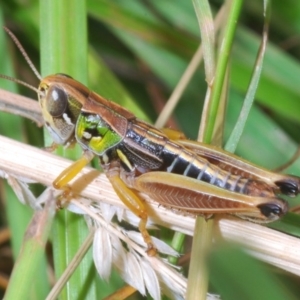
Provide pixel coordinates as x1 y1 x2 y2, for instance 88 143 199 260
1 28 300 255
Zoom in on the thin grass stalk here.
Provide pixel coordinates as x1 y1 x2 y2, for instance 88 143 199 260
187 1 217 298
225 0 271 152
46 231 95 300
155 6 226 129
188 0 243 298
192 0 215 82
186 217 214 300
0 88 44 125
199 0 244 143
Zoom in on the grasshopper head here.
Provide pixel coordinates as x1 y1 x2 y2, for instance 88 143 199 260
38 74 87 146
1 29 85 146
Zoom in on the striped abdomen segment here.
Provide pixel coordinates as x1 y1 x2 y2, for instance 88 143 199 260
161 140 276 198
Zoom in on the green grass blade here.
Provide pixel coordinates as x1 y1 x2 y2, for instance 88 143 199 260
4 195 55 300
39 1 99 299
201 0 243 144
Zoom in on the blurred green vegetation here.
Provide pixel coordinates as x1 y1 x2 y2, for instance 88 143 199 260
0 1 300 299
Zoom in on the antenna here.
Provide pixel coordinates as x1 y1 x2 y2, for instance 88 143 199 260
0 27 42 95
0 74 40 94
3 27 42 80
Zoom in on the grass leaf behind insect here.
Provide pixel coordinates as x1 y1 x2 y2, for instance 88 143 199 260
88 49 149 121
208 244 298 300
39 1 101 299
231 29 300 126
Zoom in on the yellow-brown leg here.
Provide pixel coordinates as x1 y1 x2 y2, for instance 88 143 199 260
54 152 156 255
54 151 94 188
53 151 94 204
106 171 156 256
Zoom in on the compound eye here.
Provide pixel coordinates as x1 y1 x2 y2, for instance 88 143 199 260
46 86 68 117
